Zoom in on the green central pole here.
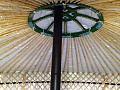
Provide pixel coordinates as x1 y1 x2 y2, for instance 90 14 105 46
50 5 63 90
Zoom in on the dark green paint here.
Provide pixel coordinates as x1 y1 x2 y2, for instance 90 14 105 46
28 2 104 38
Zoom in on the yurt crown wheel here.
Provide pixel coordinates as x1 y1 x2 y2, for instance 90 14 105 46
28 1 104 38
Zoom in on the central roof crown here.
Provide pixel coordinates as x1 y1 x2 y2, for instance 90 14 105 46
28 2 104 38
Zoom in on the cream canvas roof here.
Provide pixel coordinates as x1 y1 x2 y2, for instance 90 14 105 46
0 0 120 74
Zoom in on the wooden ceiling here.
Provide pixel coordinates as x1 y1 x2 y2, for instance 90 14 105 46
0 0 120 74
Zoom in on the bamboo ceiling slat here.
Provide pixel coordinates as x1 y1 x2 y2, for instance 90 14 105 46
9 35 48 71
85 0 115 5
62 38 69 72
0 32 35 56
12 36 50 72
78 38 89 72
80 38 90 72
85 35 107 73
73 38 79 72
83 36 100 73
0 26 29 36
0 29 31 48
75 38 84 73
0 34 39 72
41 49 52 72
0 34 36 63
22 36 50 72
36 38 53 72
98 30 119 47
93 33 120 66
89 34 118 73
27 38 51 72
92 33 120 67
61 39 65 71
16 0 46 7
95 32 119 60
82 37 95 73
67 39 71 72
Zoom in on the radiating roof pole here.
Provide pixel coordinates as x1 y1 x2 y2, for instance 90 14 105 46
50 5 63 90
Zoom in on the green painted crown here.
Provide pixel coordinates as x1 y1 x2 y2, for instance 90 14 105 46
28 2 104 38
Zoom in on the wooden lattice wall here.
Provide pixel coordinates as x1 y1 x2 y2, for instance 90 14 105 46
0 72 119 90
